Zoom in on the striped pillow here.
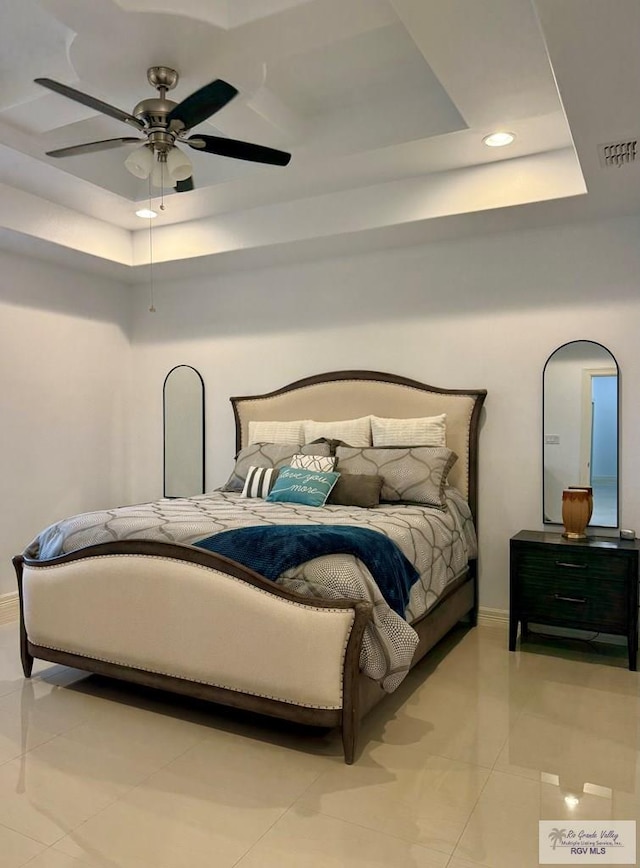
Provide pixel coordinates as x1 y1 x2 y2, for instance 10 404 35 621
248 419 306 445
303 416 372 447
241 466 279 499
370 414 447 447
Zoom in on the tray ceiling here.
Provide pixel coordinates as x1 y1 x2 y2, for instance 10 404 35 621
0 0 638 279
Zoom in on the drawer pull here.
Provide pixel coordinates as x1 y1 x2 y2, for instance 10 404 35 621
554 560 588 570
554 594 587 604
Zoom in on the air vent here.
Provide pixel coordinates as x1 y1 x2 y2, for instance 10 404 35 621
598 139 637 168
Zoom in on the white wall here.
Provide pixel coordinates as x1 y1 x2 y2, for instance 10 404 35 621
128 214 640 612
0 250 132 596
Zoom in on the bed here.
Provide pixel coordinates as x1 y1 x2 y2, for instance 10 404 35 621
14 370 486 763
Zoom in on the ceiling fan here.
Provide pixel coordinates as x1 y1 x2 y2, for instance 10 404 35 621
35 66 292 191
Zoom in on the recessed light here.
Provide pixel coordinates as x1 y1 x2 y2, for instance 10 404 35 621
483 131 515 148
136 208 157 219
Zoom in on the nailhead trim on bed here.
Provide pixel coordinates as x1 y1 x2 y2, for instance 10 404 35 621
27 553 356 709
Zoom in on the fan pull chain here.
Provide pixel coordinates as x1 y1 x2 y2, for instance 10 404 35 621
147 176 156 313
159 159 166 211
148 217 156 313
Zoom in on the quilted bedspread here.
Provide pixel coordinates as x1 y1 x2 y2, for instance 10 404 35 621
25 488 477 692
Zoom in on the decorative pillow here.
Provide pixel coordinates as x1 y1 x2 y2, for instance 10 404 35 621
335 446 457 508
308 437 350 455
290 453 337 472
370 414 447 447
241 466 279 499
328 473 383 508
223 442 332 491
303 416 372 447
248 419 306 445
266 467 340 507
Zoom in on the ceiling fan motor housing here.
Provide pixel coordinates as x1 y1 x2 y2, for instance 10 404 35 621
133 97 176 124
133 68 185 153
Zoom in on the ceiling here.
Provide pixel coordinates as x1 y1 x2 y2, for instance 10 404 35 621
0 0 639 282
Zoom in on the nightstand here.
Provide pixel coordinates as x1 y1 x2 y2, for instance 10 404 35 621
509 530 639 670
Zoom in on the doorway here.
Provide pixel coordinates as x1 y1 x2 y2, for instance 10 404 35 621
580 369 617 525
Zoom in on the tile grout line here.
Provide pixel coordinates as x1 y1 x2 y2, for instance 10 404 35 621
444 702 528 867
4 697 218 858
229 756 332 867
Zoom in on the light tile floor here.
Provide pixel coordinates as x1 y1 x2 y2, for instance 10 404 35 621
0 620 638 867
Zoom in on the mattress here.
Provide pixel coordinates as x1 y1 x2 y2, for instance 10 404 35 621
25 487 477 691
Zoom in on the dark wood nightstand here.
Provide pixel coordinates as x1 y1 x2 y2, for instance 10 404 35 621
509 530 639 670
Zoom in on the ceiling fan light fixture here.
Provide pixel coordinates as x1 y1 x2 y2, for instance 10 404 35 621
166 146 193 182
125 144 154 178
136 208 157 219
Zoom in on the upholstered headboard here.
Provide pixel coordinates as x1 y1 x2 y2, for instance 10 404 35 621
231 371 486 525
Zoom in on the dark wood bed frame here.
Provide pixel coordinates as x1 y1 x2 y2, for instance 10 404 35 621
14 370 486 763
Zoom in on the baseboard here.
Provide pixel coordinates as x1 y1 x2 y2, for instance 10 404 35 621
478 607 508 627
0 591 19 625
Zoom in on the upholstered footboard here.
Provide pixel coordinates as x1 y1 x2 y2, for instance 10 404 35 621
14 541 372 763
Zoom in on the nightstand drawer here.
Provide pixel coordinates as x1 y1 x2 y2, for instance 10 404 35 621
517 547 629 582
519 575 627 630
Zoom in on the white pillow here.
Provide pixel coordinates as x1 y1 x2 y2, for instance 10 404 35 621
303 416 371 447
290 453 337 472
370 414 446 447
248 419 306 445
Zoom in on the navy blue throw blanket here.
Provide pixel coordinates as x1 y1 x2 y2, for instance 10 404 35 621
194 524 419 617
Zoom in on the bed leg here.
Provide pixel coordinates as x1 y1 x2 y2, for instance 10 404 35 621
13 556 33 678
341 601 371 764
342 706 359 765
20 632 34 679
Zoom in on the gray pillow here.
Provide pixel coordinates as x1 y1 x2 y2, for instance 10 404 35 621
328 473 383 508
308 437 350 455
223 441 332 491
335 446 457 508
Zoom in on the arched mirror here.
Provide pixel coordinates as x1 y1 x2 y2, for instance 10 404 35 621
163 365 205 498
543 341 619 527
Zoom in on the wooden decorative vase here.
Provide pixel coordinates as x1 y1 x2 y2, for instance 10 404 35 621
562 488 591 539
568 485 593 525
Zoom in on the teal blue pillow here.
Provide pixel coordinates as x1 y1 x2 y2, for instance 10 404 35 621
265 466 340 507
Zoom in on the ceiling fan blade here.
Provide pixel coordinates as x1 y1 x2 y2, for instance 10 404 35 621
45 137 144 158
35 78 145 131
167 79 238 131
175 176 195 192
187 134 291 166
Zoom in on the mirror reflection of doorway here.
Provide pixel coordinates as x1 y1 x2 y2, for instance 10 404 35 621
580 371 617 525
